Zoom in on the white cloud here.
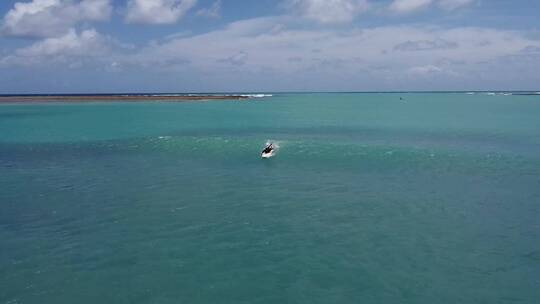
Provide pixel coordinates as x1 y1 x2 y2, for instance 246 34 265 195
218 51 248 66
408 65 443 75
438 0 473 10
126 19 527 68
196 0 220 19
17 28 106 57
285 0 369 24
2 15 539 90
125 0 198 24
394 39 458 51
389 0 474 14
113 17 540 91
1 28 113 66
389 0 433 14
0 0 112 38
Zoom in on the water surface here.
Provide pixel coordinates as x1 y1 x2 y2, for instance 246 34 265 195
1 93 540 303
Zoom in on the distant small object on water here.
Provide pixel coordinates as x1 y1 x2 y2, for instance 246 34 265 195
261 143 275 159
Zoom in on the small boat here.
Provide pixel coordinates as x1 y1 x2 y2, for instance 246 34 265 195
261 143 275 158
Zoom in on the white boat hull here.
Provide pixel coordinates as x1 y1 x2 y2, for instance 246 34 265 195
261 151 275 158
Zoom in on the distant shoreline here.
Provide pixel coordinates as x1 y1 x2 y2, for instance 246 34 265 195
0 94 251 103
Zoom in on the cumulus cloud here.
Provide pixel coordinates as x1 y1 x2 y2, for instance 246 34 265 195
125 0 198 24
139 19 540 90
285 0 369 24
1 28 113 66
17 29 106 56
2 15 539 90
0 0 112 38
120 17 539 81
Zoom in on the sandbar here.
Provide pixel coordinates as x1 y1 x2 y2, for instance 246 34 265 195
0 94 250 103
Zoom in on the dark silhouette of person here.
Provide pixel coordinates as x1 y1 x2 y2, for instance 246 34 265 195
263 144 273 154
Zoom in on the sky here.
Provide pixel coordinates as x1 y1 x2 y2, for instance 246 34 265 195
0 0 539 93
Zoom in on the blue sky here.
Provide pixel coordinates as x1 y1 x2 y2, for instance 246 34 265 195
0 0 539 93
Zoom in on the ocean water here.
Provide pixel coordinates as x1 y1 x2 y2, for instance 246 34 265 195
1 93 539 304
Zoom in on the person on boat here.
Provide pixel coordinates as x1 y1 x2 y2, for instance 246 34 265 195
262 143 273 154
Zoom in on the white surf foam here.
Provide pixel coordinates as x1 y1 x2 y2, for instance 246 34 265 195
242 94 273 98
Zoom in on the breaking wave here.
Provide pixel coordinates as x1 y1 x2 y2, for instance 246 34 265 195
241 94 273 98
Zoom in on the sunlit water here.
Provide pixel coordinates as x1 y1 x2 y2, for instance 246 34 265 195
1 93 540 303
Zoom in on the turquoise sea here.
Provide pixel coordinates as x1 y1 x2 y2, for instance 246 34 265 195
1 93 540 303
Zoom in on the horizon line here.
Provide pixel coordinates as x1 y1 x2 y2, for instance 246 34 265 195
1 90 540 96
